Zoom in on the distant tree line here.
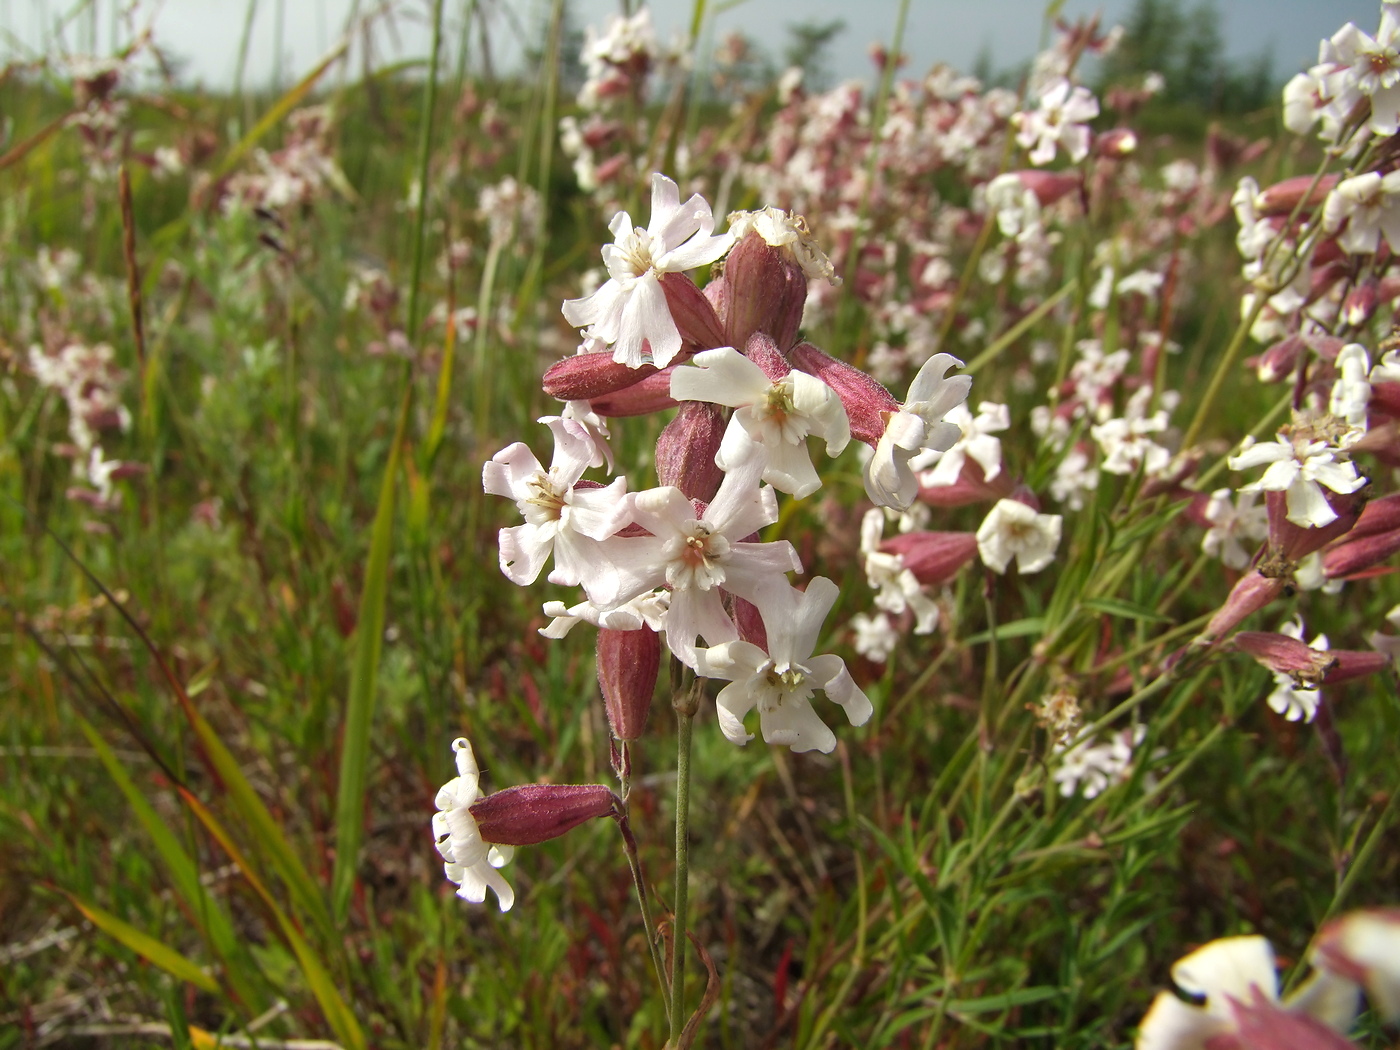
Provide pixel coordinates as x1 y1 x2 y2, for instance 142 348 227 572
1098 0 1276 114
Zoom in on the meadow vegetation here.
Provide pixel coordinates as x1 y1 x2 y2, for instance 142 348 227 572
2 1 1399 1048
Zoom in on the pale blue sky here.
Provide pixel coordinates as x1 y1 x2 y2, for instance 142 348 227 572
0 0 1380 89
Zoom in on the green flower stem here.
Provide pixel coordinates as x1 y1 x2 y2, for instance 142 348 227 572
616 805 671 1023
670 674 700 1045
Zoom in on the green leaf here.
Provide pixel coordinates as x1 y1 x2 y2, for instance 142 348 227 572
62 891 221 994
962 618 1047 647
948 985 1063 1014
1080 598 1172 624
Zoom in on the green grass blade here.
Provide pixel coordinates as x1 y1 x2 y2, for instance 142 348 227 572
75 715 266 1011
60 891 222 995
331 384 411 923
186 705 335 941
179 789 365 1050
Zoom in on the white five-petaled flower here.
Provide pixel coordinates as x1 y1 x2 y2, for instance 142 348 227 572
1053 725 1145 799
607 452 802 666
1015 76 1099 166
976 499 1062 575
432 738 516 911
864 353 972 511
1201 488 1269 571
858 508 939 633
1322 171 1400 255
670 346 850 499
1266 617 1328 723
562 173 734 369
913 401 1009 488
695 577 873 754
482 417 632 593
1135 933 1360 1050
1229 431 1366 529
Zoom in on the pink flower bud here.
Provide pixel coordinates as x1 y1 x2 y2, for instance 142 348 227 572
659 271 726 350
1343 279 1379 327
1370 382 1400 418
1321 495 1400 577
1267 488 1367 562
470 783 617 846
721 230 807 351
732 595 767 649
543 353 660 400
1253 335 1304 383
656 401 726 502
1200 572 1288 643
788 342 897 446
589 370 678 417
1233 631 1335 682
1323 648 1390 684
1014 170 1080 207
1094 128 1138 157
597 627 660 741
879 531 978 586
916 459 1016 507
1254 173 1338 216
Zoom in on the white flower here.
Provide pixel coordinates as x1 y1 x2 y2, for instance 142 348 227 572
1201 489 1268 570
610 453 802 666
695 577 872 754
859 509 939 633
432 738 515 911
1329 343 1371 430
1053 725 1144 799
538 589 670 640
1091 409 1171 477
1229 432 1366 529
976 499 1062 575
1049 446 1098 510
1266 617 1328 723
482 418 632 592
913 401 1009 488
670 346 849 499
851 611 900 663
1368 602 1400 661
561 173 733 369
864 353 972 510
1322 171 1400 255
1135 933 1359 1050
1015 76 1099 166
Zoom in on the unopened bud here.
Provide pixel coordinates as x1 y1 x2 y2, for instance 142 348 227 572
656 401 726 502
597 627 660 741
721 229 808 351
1323 649 1391 685
879 531 978 585
589 370 678 417
788 342 898 446
659 271 726 350
1233 631 1335 683
469 783 617 846
1255 335 1304 383
1198 572 1288 644
1014 169 1080 207
1268 488 1367 562
1254 173 1338 217
917 459 1017 507
543 352 660 400
1343 279 1379 327
1094 128 1138 157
